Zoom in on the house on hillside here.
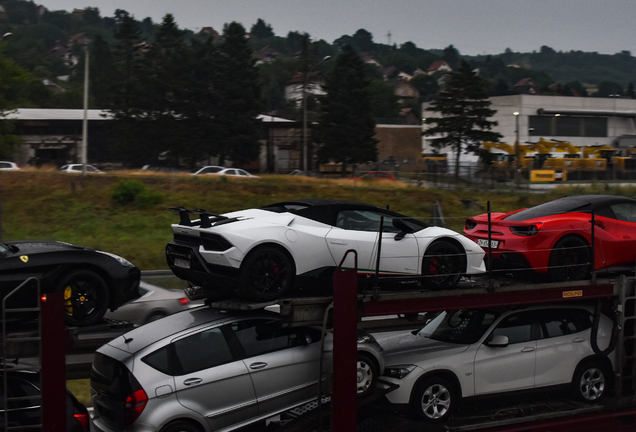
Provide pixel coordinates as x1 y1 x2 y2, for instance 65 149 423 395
284 72 327 106
199 27 223 42
381 66 413 83
513 78 540 94
426 60 452 75
361 52 382 67
394 82 420 103
255 46 281 65
46 41 78 68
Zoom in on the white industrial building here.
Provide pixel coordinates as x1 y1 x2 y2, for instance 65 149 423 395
422 94 636 166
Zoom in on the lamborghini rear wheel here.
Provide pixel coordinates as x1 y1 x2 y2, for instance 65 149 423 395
240 246 295 302
422 240 465 290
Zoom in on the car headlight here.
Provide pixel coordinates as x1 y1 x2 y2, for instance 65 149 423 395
384 365 416 379
357 332 377 344
98 251 135 267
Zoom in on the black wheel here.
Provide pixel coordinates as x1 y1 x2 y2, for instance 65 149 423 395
548 236 591 282
57 269 110 327
410 375 456 422
422 240 465 290
572 359 609 403
357 354 379 397
160 420 202 432
240 246 295 302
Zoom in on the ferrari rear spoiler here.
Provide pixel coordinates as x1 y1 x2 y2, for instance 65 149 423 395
169 207 236 228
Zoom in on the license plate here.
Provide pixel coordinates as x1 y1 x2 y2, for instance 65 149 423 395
174 258 191 269
478 239 499 249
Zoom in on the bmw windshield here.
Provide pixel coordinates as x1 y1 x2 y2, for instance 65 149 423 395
419 309 501 344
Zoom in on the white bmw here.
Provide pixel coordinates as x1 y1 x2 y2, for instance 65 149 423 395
166 199 486 302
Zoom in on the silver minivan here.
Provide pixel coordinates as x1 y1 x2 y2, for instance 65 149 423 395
90 306 384 432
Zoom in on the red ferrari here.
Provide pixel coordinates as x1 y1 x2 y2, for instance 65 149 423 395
463 195 636 281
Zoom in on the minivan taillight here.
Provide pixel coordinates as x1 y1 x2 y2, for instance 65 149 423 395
124 388 148 425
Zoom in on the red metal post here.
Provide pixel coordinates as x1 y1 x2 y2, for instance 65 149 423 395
40 292 67 432
332 267 358 432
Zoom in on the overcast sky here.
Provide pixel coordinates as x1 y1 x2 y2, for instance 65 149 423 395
37 0 636 56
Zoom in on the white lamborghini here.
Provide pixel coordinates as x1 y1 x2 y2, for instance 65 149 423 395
166 199 486 302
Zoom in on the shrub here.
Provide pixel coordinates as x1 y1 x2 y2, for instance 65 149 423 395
112 179 163 207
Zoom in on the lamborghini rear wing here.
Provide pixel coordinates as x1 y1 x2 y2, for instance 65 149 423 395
169 207 237 228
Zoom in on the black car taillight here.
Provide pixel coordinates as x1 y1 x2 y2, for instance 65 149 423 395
465 219 477 230
510 223 543 236
124 388 148 425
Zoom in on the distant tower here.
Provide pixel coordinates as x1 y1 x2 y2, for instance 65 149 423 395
387 30 392 45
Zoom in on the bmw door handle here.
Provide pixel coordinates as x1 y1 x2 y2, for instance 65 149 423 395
329 240 347 245
183 378 202 386
250 362 268 370
572 337 586 343
521 347 535 352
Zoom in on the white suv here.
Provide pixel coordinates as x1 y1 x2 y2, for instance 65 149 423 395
377 304 615 422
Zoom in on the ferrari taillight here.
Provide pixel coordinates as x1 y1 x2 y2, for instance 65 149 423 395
510 223 542 236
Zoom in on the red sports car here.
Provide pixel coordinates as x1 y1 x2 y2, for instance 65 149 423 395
463 195 636 281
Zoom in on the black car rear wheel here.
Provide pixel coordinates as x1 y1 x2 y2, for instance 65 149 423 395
548 236 591 282
240 246 295 302
57 269 110 327
422 240 465 290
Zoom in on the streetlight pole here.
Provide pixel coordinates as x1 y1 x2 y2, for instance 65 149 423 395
302 55 331 172
514 111 520 187
81 37 89 176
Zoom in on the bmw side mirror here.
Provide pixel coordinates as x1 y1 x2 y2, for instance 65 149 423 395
486 335 509 347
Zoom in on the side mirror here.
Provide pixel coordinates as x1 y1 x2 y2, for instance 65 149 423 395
486 335 509 347
393 218 414 241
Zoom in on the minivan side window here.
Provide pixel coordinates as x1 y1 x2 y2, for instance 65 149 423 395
229 319 309 358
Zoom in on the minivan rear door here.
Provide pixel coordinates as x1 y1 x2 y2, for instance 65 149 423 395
172 325 258 430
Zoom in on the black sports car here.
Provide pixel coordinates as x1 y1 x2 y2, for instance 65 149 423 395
0 240 141 327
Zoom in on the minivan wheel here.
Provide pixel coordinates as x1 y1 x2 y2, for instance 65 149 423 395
572 359 608 402
160 420 202 432
411 375 456 422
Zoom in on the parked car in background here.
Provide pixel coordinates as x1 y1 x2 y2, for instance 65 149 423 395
0 240 141 326
0 161 19 170
288 170 319 177
105 281 197 325
0 365 90 431
59 164 104 174
91 306 385 432
192 165 225 175
141 165 184 173
166 199 485 302
351 171 397 181
464 194 636 281
211 168 259 178
377 303 614 422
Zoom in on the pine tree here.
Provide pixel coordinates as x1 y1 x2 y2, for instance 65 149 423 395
216 22 262 165
423 61 502 178
316 44 378 174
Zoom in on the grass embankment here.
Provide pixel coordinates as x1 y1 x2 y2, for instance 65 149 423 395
2 169 636 270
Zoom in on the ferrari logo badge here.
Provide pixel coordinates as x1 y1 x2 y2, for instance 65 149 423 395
20 256 28 263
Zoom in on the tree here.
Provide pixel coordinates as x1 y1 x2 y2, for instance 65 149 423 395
423 61 502 179
215 22 262 165
316 45 378 174
250 19 274 39
0 46 31 158
442 45 460 70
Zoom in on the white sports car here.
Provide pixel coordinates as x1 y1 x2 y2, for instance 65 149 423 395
166 199 486 302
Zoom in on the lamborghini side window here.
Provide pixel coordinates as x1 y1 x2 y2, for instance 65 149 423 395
609 203 636 223
336 210 399 233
